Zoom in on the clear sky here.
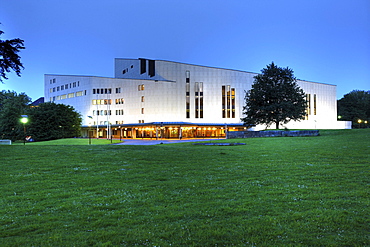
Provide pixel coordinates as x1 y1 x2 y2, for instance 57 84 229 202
1 0 369 101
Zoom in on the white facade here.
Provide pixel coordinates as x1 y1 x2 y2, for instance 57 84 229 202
44 58 349 138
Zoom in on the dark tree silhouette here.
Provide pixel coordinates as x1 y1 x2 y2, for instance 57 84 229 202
241 62 307 129
0 28 25 82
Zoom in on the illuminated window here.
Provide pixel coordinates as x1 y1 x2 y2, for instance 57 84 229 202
222 85 235 118
68 93 75 98
314 94 317 115
186 71 190 118
76 91 83 97
141 108 144 114
141 96 145 102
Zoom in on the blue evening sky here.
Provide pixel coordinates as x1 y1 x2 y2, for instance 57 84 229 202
1 0 369 101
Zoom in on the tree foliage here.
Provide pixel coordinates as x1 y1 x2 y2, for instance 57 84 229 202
0 28 25 82
27 102 82 141
241 62 307 129
0 90 31 141
337 90 370 128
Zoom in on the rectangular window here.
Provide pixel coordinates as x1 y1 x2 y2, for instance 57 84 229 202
222 86 226 118
148 60 155 77
76 91 83 97
53 87 56 92
141 108 144 114
195 82 199 118
140 59 146 74
306 94 311 119
231 88 235 118
50 88 53 93
61 94 67 100
116 88 121 93
61 85 64 90
222 85 235 118
314 94 317 115
141 96 145 102
199 82 203 118
68 93 75 98
65 84 68 89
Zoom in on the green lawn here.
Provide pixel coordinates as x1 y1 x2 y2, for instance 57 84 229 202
13 138 122 145
1 129 369 246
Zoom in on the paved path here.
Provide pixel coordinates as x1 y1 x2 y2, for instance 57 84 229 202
113 138 224 145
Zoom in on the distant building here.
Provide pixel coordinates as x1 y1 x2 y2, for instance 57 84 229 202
30 97 44 107
44 58 351 139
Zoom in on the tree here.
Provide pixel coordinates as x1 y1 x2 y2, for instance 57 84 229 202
337 90 370 128
0 28 25 82
27 102 82 141
241 62 307 129
0 90 31 141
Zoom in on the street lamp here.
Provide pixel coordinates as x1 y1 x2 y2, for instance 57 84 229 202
358 119 362 129
88 116 93 145
20 115 28 145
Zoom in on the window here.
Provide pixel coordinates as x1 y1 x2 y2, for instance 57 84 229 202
61 94 67 100
141 108 144 114
53 87 56 92
314 94 317 115
138 84 144 91
148 59 155 77
61 85 64 90
50 88 53 93
116 88 121 93
76 91 83 97
141 96 145 102
140 59 146 74
186 70 190 118
68 93 75 98
222 85 235 118
195 82 203 118
93 89 96 94
65 84 68 89
115 98 124 104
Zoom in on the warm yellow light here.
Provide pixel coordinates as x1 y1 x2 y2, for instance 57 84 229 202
358 119 362 123
365 121 368 124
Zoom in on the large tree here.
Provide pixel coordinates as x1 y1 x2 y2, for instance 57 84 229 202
27 102 82 141
337 90 370 128
0 28 25 82
241 62 307 129
0 90 31 141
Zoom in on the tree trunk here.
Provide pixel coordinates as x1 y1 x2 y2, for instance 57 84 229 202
276 121 279 129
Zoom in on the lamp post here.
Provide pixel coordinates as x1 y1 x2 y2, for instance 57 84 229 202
358 119 362 129
88 116 93 145
20 115 28 145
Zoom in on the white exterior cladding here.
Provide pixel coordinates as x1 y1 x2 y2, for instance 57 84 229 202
44 58 346 131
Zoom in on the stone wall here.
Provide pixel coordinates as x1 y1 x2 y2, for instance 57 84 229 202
227 130 319 139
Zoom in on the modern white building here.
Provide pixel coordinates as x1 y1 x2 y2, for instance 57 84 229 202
44 58 350 139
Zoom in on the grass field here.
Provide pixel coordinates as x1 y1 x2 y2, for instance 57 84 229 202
13 138 122 145
1 129 369 246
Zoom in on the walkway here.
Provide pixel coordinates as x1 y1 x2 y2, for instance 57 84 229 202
113 138 224 145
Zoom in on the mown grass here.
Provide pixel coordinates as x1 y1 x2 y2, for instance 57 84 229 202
0 129 369 246
13 138 122 145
